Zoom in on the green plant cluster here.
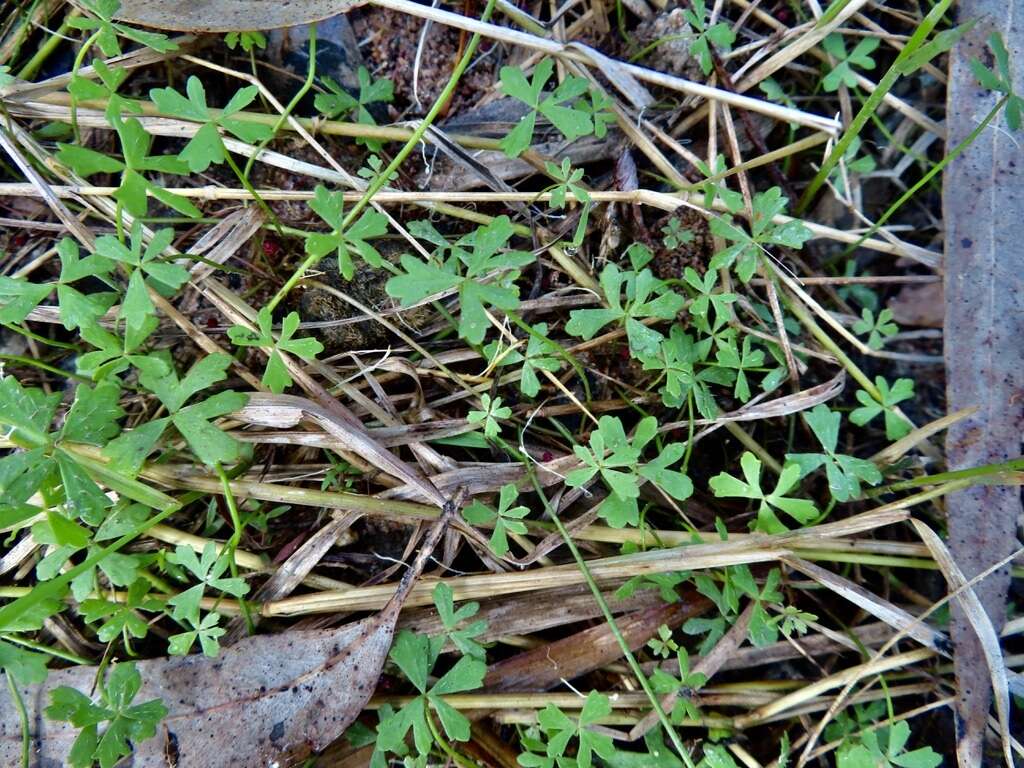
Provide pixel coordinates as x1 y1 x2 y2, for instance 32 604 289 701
0 2 1014 766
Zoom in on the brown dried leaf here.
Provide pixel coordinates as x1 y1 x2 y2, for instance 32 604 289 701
400 584 668 642
1 489 458 766
114 0 366 32
0 609 397 766
887 281 944 328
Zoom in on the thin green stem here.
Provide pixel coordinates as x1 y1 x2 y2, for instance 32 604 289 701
6 672 29 768
2 323 79 351
506 311 592 402
797 0 953 212
842 96 1008 256
114 198 125 242
681 392 695 473
871 456 1024 496
525 466 696 768
215 463 255 635
784 296 879 398
69 30 101 143
0 633 92 666
223 148 283 237
425 705 481 768
724 422 783 475
629 33 694 63
0 353 91 381
264 0 498 313
817 0 858 27
242 27 317 183
16 8 78 81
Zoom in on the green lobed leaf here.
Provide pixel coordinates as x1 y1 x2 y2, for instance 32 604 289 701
171 391 248 466
61 382 123 445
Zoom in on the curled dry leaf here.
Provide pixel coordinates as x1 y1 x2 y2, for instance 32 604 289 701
399 583 669 642
912 519 1014 768
658 369 846 433
785 557 951 655
114 0 367 32
887 281 944 328
234 392 447 507
231 417 478 450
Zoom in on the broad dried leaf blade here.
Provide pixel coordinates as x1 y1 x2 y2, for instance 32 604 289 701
115 0 366 31
943 6 1024 766
483 598 708 692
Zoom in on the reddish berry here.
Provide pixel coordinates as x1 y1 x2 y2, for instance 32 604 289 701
262 238 281 257
542 451 554 462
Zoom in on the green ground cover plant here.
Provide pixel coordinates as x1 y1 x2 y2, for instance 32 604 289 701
0 1 1019 766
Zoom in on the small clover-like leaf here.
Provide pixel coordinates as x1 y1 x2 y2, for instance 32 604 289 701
0 639 49 686
545 158 590 209
229 308 323 393
305 185 389 279
850 376 915 440
171 391 249 467
852 307 898 350
45 661 168 768
138 353 233 413
58 113 197 218
785 405 882 503
224 30 267 52
499 59 597 157
709 451 818 533
566 264 684 357
61 382 123 445
150 77 272 172
387 218 531 345
467 394 511 438
463 483 530 557
822 34 879 92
